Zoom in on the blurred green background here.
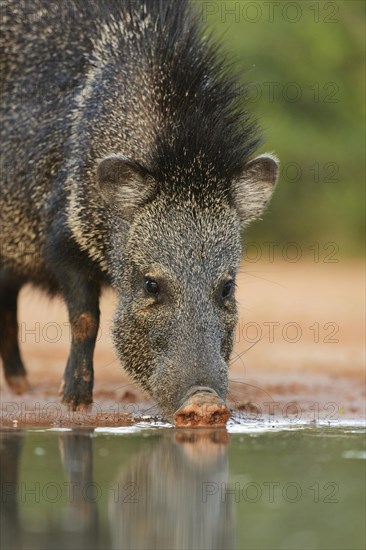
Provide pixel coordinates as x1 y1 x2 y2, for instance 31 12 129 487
195 0 365 256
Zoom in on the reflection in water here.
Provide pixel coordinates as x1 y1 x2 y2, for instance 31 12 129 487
109 430 235 550
0 431 23 550
0 429 235 550
58 430 99 550
1 427 365 549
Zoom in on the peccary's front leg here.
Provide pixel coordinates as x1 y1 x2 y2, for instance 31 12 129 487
46 234 101 410
0 268 28 394
61 280 100 410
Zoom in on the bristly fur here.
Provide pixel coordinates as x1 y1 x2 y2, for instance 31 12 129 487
1 0 260 282
104 0 261 189
129 0 261 186
0 0 264 291
63 0 261 267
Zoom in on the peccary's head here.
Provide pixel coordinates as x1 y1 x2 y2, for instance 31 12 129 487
97 153 278 421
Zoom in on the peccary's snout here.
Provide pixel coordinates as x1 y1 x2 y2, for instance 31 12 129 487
174 386 231 428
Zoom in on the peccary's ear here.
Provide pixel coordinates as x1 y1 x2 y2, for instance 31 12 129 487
97 154 156 218
231 153 279 225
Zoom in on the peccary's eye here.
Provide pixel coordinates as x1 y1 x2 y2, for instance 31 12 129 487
144 277 159 295
222 280 234 299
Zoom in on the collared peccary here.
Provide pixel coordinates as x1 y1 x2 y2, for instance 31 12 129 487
0 0 278 426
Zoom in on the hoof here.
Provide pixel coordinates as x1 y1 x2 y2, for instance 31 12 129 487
61 394 93 412
6 374 30 395
61 383 93 411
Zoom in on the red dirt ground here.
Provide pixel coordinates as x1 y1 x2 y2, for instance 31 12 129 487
0 260 365 427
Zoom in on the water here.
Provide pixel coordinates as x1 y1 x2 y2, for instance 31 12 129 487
0 423 365 550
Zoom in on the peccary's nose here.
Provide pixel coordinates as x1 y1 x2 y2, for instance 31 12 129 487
174 387 230 428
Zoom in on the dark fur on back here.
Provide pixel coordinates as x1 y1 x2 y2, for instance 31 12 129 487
126 0 261 189
75 0 261 191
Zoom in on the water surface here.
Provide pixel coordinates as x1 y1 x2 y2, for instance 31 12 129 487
0 423 365 549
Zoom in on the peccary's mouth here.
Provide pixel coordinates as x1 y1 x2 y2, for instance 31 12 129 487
174 386 231 429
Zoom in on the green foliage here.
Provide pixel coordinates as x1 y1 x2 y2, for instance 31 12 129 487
195 0 365 255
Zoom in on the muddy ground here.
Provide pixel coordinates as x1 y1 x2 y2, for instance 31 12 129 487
0 260 364 427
